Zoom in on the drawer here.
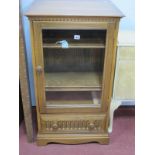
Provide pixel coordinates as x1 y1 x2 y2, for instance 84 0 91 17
40 114 106 134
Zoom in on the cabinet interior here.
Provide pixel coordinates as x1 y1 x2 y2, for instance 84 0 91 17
42 29 106 105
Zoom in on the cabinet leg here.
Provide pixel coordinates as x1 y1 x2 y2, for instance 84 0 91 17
36 140 48 146
108 99 122 133
97 138 109 144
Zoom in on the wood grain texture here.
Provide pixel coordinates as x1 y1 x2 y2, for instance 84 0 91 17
43 42 105 49
45 91 101 105
26 0 122 145
25 0 124 17
30 20 42 132
40 114 106 134
32 20 109 112
37 133 109 145
28 16 120 22
45 72 102 91
43 48 104 72
104 21 120 129
19 17 33 142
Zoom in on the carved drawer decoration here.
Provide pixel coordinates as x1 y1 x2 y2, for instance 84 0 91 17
40 114 106 133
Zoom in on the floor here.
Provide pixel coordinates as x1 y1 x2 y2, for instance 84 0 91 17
19 107 135 155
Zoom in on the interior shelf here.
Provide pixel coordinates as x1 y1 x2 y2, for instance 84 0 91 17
45 91 101 105
43 39 105 49
45 72 102 91
42 29 106 49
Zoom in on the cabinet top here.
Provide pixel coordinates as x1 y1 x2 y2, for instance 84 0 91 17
25 0 124 18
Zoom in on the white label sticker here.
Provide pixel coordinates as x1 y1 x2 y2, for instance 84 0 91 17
74 35 80 40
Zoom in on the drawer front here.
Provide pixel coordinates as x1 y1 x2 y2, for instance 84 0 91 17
40 114 106 134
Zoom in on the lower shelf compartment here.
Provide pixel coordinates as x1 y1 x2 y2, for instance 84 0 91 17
45 91 101 106
45 72 102 91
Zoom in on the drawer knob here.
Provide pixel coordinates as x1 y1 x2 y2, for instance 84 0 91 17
36 65 43 74
88 123 95 130
52 123 58 130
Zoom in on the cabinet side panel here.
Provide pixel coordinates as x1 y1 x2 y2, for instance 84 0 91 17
101 20 120 129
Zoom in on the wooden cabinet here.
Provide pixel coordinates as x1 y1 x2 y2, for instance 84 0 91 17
26 0 123 145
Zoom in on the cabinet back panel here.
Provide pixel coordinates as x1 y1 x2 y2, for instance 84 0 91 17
43 48 105 72
42 29 106 44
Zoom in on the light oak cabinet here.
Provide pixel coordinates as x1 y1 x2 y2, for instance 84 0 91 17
26 0 123 145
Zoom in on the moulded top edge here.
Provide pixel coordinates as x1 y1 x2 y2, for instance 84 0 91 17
25 0 125 18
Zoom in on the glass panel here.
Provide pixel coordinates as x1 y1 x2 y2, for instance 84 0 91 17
42 29 106 48
41 29 106 106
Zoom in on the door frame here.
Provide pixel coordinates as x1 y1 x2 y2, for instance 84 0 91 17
32 20 116 114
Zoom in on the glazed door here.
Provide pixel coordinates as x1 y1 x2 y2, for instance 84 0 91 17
33 21 113 113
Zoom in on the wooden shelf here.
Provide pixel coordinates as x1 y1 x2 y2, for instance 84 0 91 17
43 39 105 49
43 43 105 49
45 91 101 105
45 72 102 91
